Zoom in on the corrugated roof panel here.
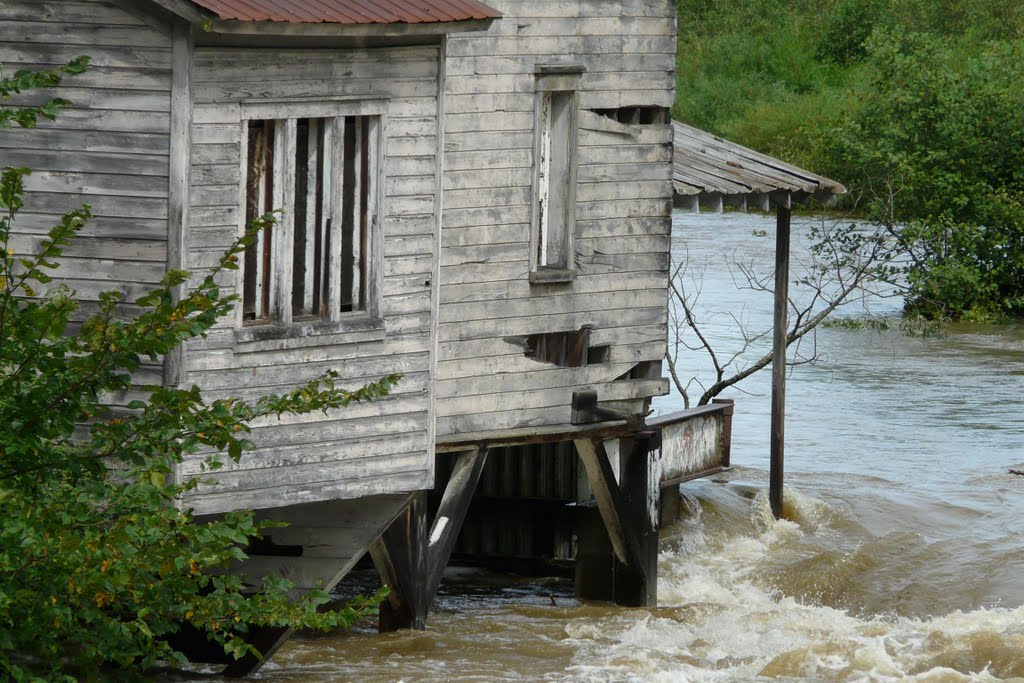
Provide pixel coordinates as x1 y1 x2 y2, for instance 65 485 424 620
672 121 845 200
189 0 501 23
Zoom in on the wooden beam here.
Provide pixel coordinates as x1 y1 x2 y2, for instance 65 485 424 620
370 493 429 631
572 438 640 566
711 398 735 468
425 446 489 603
574 437 658 606
770 204 791 519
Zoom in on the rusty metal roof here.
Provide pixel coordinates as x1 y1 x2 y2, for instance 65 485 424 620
188 0 501 24
673 121 845 207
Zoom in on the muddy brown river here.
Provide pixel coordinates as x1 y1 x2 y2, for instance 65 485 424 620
208 212 1024 682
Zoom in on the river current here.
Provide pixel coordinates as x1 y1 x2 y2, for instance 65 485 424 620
237 211 1024 682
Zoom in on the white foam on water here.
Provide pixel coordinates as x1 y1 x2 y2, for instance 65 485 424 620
559 486 1024 682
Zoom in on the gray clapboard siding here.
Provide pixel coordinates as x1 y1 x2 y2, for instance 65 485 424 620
436 0 674 439
439 306 668 343
437 340 666 376
193 473 423 518
441 270 666 305
183 44 442 512
5 0 150 24
179 432 426 477
0 0 173 317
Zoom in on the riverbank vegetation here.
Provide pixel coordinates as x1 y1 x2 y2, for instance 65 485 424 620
0 62 392 681
675 0 1024 321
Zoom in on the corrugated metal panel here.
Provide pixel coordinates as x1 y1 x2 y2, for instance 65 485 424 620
190 0 501 24
672 121 845 199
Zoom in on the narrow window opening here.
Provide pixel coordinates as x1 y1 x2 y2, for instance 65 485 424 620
535 90 576 273
242 114 377 326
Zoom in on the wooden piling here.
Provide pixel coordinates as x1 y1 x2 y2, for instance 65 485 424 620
770 202 791 519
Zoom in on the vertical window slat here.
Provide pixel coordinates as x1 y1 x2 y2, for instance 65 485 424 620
363 116 378 314
272 119 296 327
292 118 310 318
328 117 346 322
350 117 363 311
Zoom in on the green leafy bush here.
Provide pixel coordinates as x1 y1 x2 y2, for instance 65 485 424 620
674 0 1024 320
827 32 1024 319
0 61 396 680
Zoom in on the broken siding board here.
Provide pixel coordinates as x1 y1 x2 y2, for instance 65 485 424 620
436 342 666 379
441 289 667 324
438 306 668 342
439 323 667 361
437 363 652 398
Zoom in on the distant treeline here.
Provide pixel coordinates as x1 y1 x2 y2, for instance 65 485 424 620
675 0 1024 320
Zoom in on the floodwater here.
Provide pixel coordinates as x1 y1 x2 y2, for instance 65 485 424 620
237 212 1024 682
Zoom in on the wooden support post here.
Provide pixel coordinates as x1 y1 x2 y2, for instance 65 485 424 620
770 203 791 519
372 448 489 632
573 437 657 607
221 627 292 678
425 446 489 603
370 492 428 631
711 398 735 468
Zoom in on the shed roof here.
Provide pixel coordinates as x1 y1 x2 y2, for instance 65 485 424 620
187 0 501 24
672 120 845 208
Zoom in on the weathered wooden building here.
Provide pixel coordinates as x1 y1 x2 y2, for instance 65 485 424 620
1 0 739 673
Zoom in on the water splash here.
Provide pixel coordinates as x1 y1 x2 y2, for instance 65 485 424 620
561 481 1024 682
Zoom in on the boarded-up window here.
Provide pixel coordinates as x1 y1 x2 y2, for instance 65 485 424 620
243 115 378 325
531 66 582 283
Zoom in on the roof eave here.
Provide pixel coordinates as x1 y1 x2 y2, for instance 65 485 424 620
143 0 498 37
205 16 496 38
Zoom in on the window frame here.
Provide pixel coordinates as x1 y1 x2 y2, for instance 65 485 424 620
233 99 387 339
529 64 583 285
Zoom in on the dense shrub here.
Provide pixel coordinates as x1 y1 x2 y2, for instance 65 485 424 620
0 62 394 680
